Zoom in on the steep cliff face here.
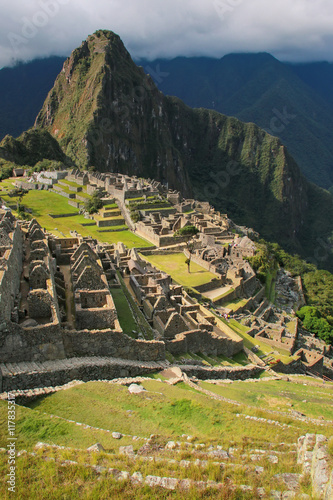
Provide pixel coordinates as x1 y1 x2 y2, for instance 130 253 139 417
34 30 333 260
35 30 192 196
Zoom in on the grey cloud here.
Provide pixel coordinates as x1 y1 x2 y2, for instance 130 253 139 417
0 0 333 68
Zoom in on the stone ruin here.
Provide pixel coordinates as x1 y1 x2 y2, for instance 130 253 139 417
0 213 166 384
70 242 118 330
129 256 243 358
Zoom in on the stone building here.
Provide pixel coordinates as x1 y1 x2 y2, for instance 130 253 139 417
70 242 118 330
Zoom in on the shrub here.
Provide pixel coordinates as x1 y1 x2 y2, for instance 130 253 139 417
174 225 199 237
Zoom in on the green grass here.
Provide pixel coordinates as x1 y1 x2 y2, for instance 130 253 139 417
18 380 332 445
117 272 154 339
76 191 91 200
265 267 278 303
199 378 333 420
222 298 250 312
0 378 331 498
58 178 84 188
141 253 217 287
103 203 118 209
54 184 79 196
110 287 138 337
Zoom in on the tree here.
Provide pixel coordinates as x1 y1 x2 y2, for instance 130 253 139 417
84 191 103 214
297 306 333 344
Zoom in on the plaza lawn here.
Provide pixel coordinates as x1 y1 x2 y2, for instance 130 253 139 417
141 252 217 287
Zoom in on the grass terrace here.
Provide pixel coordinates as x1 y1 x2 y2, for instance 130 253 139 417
215 315 295 364
220 298 251 312
103 203 118 209
57 178 84 188
0 179 152 247
199 378 333 420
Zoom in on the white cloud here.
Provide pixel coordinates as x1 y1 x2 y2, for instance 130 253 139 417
0 0 333 68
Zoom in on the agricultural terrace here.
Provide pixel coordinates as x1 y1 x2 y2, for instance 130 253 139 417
0 178 152 248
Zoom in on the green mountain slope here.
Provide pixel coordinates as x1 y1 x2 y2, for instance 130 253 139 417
32 30 333 267
140 53 333 189
0 128 69 166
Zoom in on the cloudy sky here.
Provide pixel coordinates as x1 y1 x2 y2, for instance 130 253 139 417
1 0 333 68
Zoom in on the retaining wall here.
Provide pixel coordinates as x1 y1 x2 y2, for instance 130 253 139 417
179 364 262 380
0 322 165 363
0 360 163 392
166 329 243 358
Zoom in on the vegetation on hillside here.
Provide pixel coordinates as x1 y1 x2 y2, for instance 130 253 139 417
143 54 333 189
0 128 70 167
248 240 333 343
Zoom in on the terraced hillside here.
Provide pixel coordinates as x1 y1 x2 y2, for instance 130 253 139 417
0 177 151 248
1 375 332 499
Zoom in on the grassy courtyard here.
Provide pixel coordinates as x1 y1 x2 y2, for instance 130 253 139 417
141 252 217 287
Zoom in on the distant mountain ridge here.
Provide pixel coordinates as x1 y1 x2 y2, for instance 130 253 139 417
139 53 333 190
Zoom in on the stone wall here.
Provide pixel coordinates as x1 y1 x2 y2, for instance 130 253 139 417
0 322 166 363
166 329 243 358
271 359 306 374
179 364 262 380
63 329 165 361
48 212 79 218
0 359 164 392
243 275 257 296
194 279 223 294
27 289 53 318
68 200 82 209
0 322 66 363
297 434 333 499
254 333 296 354
0 225 23 323
183 248 220 276
96 217 125 227
75 305 118 331
52 187 75 199
135 225 189 247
